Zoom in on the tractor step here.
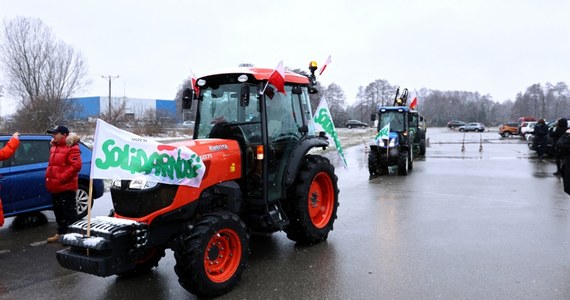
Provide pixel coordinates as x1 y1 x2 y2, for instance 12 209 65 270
267 202 289 228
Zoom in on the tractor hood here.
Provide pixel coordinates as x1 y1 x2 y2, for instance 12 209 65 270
168 138 243 185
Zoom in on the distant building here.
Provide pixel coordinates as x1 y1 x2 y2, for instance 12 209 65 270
67 96 178 121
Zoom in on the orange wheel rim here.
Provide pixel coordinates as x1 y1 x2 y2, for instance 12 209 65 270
204 229 242 283
307 172 334 228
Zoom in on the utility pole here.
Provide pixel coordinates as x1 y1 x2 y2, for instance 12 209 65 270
101 75 119 119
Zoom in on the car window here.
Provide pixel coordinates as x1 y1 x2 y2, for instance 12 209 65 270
11 140 51 167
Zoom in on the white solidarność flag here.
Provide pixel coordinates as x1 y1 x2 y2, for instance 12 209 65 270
312 97 348 169
90 119 206 187
375 123 390 144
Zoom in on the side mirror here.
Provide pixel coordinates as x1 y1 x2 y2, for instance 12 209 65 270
370 114 376 122
240 84 250 107
182 88 194 110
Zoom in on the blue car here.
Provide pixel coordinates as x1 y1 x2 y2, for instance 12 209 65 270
0 134 105 220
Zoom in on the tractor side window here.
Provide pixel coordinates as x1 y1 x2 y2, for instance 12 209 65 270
299 87 314 136
265 85 301 138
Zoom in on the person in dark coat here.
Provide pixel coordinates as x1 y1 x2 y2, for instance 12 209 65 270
45 125 82 242
532 119 549 161
556 128 570 196
550 118 568 176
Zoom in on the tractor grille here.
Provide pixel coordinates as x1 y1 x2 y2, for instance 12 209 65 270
110 183 178 218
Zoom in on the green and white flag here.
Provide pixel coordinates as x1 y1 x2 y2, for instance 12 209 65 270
90 119 206 187
313 97 348 169
375 123 390 144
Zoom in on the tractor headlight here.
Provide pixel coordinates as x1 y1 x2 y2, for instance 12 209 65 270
113 177 158 190
129 177 158 190
112 179 121 188
388 138 396 147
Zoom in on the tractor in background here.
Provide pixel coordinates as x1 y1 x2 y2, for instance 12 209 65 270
368 88 425 176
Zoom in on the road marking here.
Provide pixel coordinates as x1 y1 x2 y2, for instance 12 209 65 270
0 249 10 255
31 241 47 246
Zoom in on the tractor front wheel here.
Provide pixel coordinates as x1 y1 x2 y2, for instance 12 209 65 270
397 150 409 176
174 212 249 298
368 149 381 176
284 155 339 245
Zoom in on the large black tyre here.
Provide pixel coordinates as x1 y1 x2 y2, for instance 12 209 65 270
174 212 249 298
368 149 381 176
397 150 409 176
117 247 166 277
75 184 93 219
419 139 426 155
284 155 339 245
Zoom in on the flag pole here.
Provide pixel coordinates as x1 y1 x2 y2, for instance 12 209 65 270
87 178 93 238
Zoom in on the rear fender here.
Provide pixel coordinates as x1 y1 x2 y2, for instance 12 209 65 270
284 137 329 187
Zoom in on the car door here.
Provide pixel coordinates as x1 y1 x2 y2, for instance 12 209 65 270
2 138 52 217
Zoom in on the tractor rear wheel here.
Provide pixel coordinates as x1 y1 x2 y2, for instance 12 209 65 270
117 246 166 277
174 212 248 298
284 155 339 245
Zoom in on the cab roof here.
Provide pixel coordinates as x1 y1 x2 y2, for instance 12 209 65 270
198 67 310 85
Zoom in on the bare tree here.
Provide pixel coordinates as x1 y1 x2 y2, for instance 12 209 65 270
322 83 348 125
0 17 89 132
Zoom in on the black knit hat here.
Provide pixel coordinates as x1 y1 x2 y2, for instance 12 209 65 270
46 125 69 134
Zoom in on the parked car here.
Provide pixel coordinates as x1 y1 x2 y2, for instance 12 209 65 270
498 122 519 137
520 121 537 140
447 120 466 129
0 134 105 221
182 120 195 128
345 120 368 129
458 122 485 132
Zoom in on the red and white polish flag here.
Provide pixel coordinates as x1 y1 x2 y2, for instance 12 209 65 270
268 60 286 95
319 55 332 76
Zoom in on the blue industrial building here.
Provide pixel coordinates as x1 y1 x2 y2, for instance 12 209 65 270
67 96 177 120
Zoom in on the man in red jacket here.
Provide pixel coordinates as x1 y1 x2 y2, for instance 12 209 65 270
45 125 82 242
0 132 21 227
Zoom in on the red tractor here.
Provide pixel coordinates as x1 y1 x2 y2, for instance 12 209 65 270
56 63 340 298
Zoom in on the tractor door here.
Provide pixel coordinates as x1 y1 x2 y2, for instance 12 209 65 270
263 85 304 203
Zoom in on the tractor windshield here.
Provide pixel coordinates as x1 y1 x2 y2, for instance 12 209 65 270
379 111 405 132
195 83 261 139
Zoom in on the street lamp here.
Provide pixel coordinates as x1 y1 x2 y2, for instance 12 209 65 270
101 75 119 119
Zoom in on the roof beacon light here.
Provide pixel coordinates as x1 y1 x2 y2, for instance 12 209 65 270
309 61 318 73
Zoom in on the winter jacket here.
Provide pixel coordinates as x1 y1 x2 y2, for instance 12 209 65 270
0 136 20 227
45 133 82 193
532 123 549 146
550 119 568 146
556 129 570 196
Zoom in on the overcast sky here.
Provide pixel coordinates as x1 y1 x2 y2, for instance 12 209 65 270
1 0 569 115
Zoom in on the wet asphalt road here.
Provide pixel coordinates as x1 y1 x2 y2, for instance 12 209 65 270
1 128 569 300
